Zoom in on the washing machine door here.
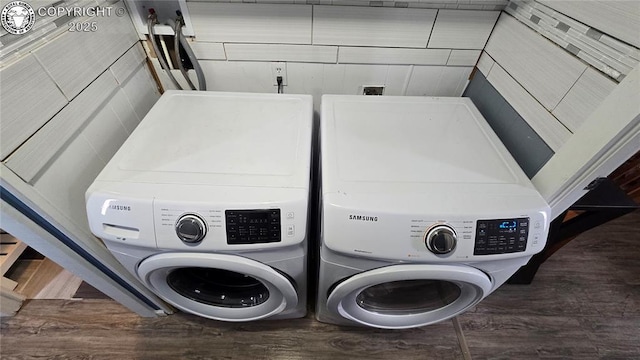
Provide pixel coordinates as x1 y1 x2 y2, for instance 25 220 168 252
326 264 492 329
137 253 298 321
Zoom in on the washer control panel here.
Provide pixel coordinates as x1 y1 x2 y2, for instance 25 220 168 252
225 209 281 244
152 200 305 249
474 218 529 255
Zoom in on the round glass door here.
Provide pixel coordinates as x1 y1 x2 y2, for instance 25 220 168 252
326 264 492 329
167 268 270 308
355 279 462 315
137 253 298 322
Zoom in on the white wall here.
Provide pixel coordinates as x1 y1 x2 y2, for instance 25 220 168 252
143 2 505 112
475 3 639 151
1 2 158 235
0 1 167 314
537 0 640 49
473 0 640 216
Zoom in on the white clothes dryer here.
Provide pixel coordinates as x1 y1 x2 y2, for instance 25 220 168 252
86 91 312 321
316 95 550 329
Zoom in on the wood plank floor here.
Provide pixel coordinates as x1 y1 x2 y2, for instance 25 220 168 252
1 211 639 359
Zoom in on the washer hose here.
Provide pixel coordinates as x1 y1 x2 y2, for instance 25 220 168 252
174 11 207 91
173 16 196 90
147 9 183 90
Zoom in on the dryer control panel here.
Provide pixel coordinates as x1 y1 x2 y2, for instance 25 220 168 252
474 218 529 255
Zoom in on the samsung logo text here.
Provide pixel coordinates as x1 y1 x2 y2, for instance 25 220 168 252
110 204 131 211
349 215 378 222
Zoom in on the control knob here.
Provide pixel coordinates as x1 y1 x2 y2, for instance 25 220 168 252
175 214 207 244
425 225 457 254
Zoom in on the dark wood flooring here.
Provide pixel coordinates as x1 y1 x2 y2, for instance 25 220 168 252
1 211 639 359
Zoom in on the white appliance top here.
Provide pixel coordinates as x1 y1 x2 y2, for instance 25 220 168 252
323 95 520 187
321 95 544 201
94 91 313 191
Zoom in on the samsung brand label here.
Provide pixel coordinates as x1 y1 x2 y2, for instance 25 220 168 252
349 214 378 222
110 204 131 211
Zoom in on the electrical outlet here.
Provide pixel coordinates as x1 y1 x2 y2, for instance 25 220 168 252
362 86 385 95
271 62 287 86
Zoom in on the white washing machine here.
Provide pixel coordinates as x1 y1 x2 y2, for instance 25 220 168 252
316 95 550 329
86 91 312 321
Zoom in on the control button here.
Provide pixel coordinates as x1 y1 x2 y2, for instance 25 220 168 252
286 212 295 219
425 225 457 255
287 225 295 237
175 214 207 244
532 234 540 246
534 221 541 229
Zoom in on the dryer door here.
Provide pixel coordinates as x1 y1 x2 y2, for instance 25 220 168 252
137 253 298 321
326 264 492 329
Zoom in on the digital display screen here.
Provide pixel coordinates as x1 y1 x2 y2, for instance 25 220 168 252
498 220 518 233
475 217 529 255
498 220 517 229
